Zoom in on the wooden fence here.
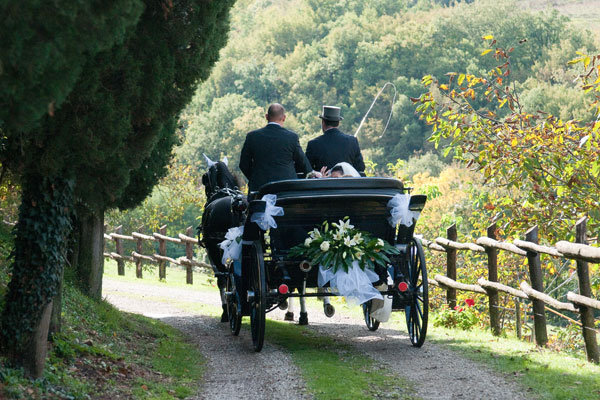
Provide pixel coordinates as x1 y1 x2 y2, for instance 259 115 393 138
102 217 599 364
103 225 210 284
422 217 599 364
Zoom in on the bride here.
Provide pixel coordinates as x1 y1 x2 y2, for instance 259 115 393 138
308 161 361 179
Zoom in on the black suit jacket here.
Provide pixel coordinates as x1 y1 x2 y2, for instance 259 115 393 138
305 128 365 172
239 123 312 191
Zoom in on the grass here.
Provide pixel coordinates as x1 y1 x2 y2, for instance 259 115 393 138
265 320 418 400
0 283 205 399
103 259 216 292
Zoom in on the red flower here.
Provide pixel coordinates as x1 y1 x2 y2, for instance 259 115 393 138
465 298 475 307
454 306 464 312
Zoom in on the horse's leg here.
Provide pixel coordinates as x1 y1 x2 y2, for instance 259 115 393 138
285 297 295 321
299 281 308 325
217 275 229 322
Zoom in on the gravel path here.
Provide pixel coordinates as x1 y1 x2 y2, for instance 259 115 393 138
103 278 309 400
103 278 532 400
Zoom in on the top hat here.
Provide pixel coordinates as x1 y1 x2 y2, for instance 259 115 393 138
319 105 343 121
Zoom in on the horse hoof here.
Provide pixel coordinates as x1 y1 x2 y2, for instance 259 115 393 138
298 312 308 326
324 303 335 318
284 312 294 321
221 305 229 323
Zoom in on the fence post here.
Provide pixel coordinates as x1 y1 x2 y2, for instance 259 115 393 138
446 224 457 309
574 217 599 364
525 225 547 346
158 225 167 281
115 225 125 276
185 226 194 285
515 299 522 339
486 223 501 336
135 227 143 279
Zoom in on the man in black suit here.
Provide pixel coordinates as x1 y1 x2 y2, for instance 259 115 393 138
239 103 312 192
305 105 365 174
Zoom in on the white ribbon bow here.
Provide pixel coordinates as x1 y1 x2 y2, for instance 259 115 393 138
250 194 284 230
388 193 420 227
219 226 244 265
318 261 383 305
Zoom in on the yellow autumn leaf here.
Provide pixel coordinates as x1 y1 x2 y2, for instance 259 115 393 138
511 138 518 147
481 49 492 56
482 35 494 40
439 84 449 90
458 73 465 86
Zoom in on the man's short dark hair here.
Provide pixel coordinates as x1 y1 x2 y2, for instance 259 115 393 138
267 103 285 120
323 119 339 127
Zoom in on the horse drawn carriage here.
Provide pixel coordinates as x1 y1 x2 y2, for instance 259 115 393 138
200 162 428 352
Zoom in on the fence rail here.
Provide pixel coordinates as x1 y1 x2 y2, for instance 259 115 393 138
421 217 599 364
103 224 210 284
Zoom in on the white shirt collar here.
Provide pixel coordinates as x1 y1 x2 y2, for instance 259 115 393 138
267 122 281 126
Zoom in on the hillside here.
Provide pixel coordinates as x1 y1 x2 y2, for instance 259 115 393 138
176 0 598 173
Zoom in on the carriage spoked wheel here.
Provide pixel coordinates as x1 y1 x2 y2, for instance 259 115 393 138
362 300 380 331
226 268 242 336
248 241 266 352
405 237 428 347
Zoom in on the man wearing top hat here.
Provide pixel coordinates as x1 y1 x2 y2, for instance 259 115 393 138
239 103 312 192
305 105 365 175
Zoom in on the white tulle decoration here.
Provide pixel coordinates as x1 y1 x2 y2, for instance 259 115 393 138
251 194 284 230
318 261 383 305
221 156 228 166
219 226 244 265
388 193 420 227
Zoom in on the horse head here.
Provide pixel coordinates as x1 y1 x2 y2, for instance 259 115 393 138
202 154 239 199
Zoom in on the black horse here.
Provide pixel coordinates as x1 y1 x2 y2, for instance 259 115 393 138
198 158 247 322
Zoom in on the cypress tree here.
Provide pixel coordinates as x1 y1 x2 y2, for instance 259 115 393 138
0 0 143 134
0 0 235 377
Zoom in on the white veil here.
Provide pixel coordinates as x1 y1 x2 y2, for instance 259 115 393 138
332 162 361 177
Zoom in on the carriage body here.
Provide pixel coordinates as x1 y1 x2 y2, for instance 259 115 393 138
227 178 428 351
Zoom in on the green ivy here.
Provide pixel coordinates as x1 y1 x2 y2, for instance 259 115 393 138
0 174 73 357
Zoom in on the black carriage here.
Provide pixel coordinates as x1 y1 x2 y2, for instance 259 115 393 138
225 177 428 351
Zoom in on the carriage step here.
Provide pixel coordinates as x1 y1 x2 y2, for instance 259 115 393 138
284 311 294 321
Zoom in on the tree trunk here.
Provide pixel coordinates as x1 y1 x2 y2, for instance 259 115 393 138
75 209 105 300
0 173 73 378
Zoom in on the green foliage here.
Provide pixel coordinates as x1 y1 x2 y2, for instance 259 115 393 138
415 40 600 240
179 0 595 174
0 175 73 356
0 0 143 134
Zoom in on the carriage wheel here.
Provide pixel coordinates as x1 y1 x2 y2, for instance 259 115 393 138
248 241 266 352
405 237 428 347
362 300 380 331
226 269 242 336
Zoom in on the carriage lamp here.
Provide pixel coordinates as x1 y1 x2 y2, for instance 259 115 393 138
278 284 289 294
398 282 408 292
